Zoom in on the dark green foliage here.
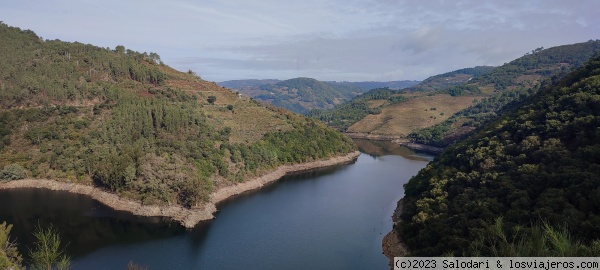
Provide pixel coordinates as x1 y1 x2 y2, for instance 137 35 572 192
476 40 600 90
0 221 22 269
29 223 70 270
0 164 26 181
0 22 168 109
207 95 216 104
308 87 407 131
223 116 356 172
438 84 482 96
255 77 367 114
407 66 495 92
398 54 600 256
470 218 600 257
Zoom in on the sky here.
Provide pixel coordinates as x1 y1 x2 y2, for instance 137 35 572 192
1 1 599 82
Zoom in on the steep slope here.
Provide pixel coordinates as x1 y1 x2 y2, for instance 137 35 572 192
0 23 356 212
310 67 492 133
392 53 600 256
308 87 409 131
317 41 600 140
407 66 494 92
410 40 600 147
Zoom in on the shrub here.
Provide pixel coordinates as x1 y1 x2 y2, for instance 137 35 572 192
0 163 26 181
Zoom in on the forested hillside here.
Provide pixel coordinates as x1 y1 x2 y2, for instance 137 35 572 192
396 53 600 256
229 77 368 114
410 40 600 147
0 23 356 208
217 79 281 89
408 66 495 93
325 80 420 91
309 66 493 133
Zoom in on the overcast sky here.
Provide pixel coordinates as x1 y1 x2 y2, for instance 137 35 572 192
1 1 599 82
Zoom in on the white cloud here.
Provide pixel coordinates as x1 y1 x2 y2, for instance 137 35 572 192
1 0 599 81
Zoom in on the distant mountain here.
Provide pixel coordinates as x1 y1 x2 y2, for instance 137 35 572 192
326 80 420 90
219 78 419 114
217 79 280 89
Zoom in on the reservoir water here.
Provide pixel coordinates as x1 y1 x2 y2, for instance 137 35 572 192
0 140 433 269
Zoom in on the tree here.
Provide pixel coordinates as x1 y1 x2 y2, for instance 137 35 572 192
115 45 125 54
0 221 22 269
207 96 216 104
29 224 70 270
0 163 26 181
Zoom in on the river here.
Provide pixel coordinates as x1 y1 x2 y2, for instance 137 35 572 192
0 139 433 269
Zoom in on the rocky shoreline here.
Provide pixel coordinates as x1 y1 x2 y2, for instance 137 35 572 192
382 199 409 268
0 151 361 228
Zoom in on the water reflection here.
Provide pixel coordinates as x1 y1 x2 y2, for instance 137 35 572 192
354 139 434 161
0 188 185 260
0 138 434 269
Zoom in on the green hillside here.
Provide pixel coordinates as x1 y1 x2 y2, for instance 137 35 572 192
217 79 280 89
396 53 600 256
410 40 600 147
409 66 495 92
307 87 407 131
308 66 493 132
231 77 368 114
325 80 420 91
0 23 356 208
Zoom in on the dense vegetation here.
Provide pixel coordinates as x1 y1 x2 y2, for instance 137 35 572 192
397 54 600 256
250 77 366 114
475 41 600 90
0 222 22 269
0 23 356 208
307 88 407 131
408 66 495 92
410 40 600 148
217 79 281 89
0 221 71 270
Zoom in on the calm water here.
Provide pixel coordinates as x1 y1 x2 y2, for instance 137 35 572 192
0 140 433 269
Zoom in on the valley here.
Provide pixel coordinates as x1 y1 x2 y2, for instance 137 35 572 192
0 3 598 268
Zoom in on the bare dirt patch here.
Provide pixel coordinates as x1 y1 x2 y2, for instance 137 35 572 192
347 94 478 136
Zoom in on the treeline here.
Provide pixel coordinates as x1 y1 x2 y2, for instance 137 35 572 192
406 66 495 93
308 87 407 131
397 54 600 256
0 22 168 109
256 77 366 114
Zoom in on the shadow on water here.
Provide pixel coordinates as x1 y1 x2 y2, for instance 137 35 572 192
0 188 186 260
215 162 353 211
354 139 434 161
